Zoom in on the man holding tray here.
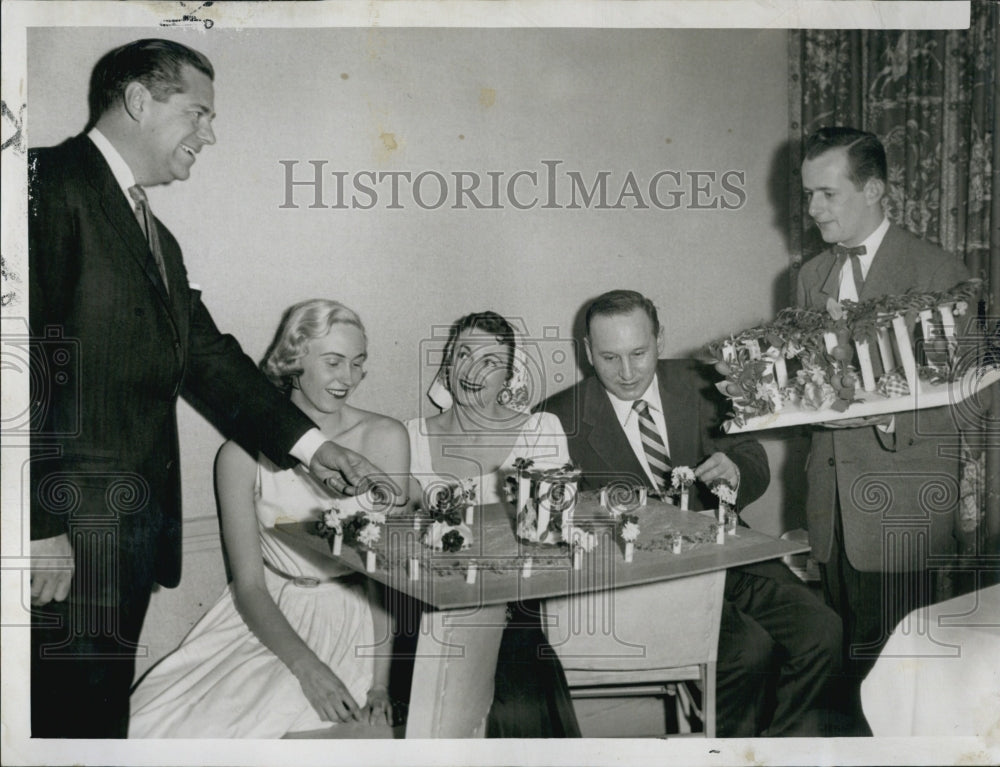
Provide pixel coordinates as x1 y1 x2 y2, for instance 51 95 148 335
540 290 844 737
797 127 971 727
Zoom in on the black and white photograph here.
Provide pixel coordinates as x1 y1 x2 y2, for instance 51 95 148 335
1 1 997 765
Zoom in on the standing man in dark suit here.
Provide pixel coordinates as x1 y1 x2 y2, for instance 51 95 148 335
797 127 971 718
28 39 395 738
541 290 844 736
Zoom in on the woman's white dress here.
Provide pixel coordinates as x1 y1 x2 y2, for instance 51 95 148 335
405 411 570 505
128 456 374 738
404 411 581 738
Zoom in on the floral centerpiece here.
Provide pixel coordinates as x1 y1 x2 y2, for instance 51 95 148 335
511 461 582 545
422 479 476 553
705 279 983 430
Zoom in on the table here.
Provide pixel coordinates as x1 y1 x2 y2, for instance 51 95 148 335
275 493 806 737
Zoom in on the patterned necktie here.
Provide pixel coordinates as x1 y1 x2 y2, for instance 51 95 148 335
832 243 866 298
632 399 671 491
128 185 169 293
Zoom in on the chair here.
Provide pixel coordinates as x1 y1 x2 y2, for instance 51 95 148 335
541 570 726 737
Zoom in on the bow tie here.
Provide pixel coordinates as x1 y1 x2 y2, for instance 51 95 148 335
831 244 867 259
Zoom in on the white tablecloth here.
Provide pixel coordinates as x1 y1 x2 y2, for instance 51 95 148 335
861 583 1000 736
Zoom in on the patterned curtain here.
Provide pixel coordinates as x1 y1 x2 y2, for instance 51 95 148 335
788 4 999 580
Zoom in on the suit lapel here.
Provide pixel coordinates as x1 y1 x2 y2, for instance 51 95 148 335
860 224 905 300
582 377 647 485
816 250 842 307
659 362 700 467
77 136 172 304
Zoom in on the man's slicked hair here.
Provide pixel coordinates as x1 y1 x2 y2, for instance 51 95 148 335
585 290 660 336
87 38 214 128
803 126 887 189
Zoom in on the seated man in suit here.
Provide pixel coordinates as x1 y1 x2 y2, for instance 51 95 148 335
541 290 845 736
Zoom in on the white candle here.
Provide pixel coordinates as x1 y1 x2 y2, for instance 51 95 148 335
637 488 648 507
855 339 877 392
726 510 738 535
876 326 895 374
573 548 582 570
465 562 478 584
823 331 838 355
409 558 420 581
599 487 608 509
624 542 635 563
365 550 376 572
918 309 934 346
892 314 918 392
671 535 683 555
680 491 689 511
717 506 726 524
464 505 474 526
774 355 788 388
715 524 726 545
412 512 420 530
522 557 533 579
938 305 957 338
332 532 343 557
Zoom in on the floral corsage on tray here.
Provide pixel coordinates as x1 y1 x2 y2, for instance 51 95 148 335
422 478 476 553
705 279 986 431
509 459 582 545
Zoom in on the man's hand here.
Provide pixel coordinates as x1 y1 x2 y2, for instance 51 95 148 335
820 414 893 430
695 452 740 487
309 441 402 497
30 534 74 606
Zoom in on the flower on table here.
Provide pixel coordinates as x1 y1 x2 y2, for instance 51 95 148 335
423 520 473 552
670 466 696 492
358 521 381 548
710 481 737 507
321 508 344 532
441 529 464 553
618 514 641 543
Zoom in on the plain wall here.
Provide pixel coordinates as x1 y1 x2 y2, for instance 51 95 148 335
26 26 805 676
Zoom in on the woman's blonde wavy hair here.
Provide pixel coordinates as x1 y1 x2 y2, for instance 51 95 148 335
261 299 366 392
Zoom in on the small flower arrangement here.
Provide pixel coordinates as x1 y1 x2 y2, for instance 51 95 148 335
619 515 641 543
669 466 696 510
421 479 476 553
710 480 737 526
617 513 641 563
313 494 387 558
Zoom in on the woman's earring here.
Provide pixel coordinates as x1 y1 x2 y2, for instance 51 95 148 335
497 381 514 406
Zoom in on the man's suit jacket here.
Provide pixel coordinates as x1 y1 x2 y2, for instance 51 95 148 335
796 223 971 572
28 134 314 602
540 358 770 512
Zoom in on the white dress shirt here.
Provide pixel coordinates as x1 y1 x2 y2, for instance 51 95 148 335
837 216 889 302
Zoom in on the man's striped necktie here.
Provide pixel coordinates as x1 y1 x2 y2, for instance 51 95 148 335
633 399 671 491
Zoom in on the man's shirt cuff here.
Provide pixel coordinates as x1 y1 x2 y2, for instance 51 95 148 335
290 428 327 467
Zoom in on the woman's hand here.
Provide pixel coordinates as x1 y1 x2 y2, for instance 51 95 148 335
365 685 393 727
291 656 362 724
